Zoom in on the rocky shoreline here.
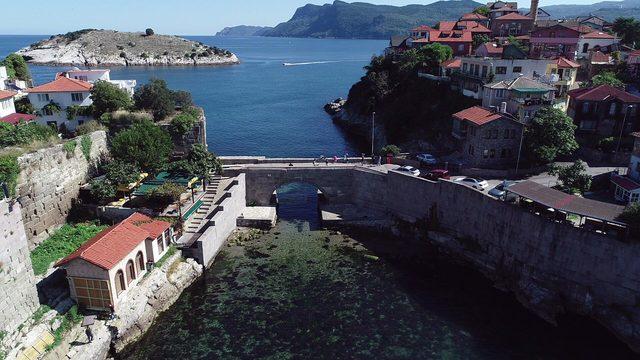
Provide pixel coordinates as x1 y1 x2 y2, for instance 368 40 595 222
17 29 239 67
324 98 388 151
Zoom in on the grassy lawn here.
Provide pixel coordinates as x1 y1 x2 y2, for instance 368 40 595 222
30 223 108 276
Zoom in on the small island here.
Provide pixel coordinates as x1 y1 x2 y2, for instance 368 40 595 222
16 29 240 66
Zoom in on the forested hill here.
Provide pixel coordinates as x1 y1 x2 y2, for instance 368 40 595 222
264 0 483 39
525 0 640 20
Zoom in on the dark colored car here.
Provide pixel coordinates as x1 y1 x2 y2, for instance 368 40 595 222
424 169 450 181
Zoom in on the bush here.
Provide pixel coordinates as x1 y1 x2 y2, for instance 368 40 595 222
66 105 93 120
75 120 106 135
110 119 173 173
145 28 155 36
104 160 140 185
80 135 92 161
147 182 186 209
0 155 19 197
63 140 77 157
0 122 57 148
171 90 193 108
620 204 640 239
379 144 401 156
170 112 197 137
30 223 107 275
89 178 117 204
597 137 616 152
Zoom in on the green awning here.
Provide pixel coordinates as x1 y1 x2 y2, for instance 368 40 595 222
132 172 199 196
513 88 550 94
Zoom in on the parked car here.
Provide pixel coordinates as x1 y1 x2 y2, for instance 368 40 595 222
454 177 489 190
396 166 421 176
488 181 518 200
424 169 450 181
416 153 437 165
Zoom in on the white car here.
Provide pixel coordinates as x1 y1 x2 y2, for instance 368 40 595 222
416 153 437 165
396 166 421 176
455 177 489 190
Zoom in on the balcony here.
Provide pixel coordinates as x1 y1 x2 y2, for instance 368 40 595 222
451 70 492 82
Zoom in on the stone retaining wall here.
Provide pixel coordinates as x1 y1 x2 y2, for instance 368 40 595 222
16 131 108 249
0 199 39 337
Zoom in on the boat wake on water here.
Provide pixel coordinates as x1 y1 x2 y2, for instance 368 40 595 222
282 60 361 66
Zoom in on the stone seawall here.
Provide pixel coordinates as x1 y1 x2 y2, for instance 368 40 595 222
349 169 640 352
16 131 108 249
0 199 39 338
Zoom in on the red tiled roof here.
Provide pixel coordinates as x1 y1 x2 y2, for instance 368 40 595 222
590 51 612 64
555 57 580 68
567 24 596 34
453 106 503 126
0 113 37 125
482 42 504 55
582 31 615 39
458 21 491 33
568 85 640 103
412 25 434 32
28 76 92 93
430 30 473 43
460 13 488 20
441 58 461 69
0 90 16 100
55 213 171 270
491 5 518 12
437 21 457 31
495 12 532 21
611 175 640 192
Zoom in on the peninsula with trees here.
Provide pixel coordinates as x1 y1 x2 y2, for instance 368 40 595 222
16 29 240 66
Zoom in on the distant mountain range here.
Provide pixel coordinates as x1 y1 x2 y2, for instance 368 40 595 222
215 26 273 37
221 0 640 41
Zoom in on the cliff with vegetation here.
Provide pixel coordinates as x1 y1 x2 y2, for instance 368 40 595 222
16 29 239 66
266 0 482 39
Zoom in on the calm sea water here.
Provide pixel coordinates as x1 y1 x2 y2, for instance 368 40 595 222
0 35 384 157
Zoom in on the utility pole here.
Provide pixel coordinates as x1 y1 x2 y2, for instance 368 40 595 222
371 111 376 158
616 105 633 153
515 119 526 176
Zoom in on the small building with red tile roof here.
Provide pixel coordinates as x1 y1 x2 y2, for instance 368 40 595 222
0 90 17 119
577 30 619 59
452 106 523 168
530 24 582 60
55 213 173 311
460 13 490 27
567 85 640 138
491 12 534 38
410 25 434 38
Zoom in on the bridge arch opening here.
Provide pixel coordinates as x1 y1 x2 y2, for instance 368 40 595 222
273 182 324 230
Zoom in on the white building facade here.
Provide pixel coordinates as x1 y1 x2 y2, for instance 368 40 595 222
63 68 136 95
27 77 93 131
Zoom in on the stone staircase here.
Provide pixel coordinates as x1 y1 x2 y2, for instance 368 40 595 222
184 176 223 234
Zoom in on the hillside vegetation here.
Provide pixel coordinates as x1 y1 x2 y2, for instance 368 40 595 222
265 0 482 39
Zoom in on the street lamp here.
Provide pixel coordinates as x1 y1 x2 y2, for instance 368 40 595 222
616 105 634 153
371 111 376 159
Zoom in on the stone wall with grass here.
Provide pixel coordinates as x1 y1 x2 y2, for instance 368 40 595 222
0 198 39 337
16 131 108 249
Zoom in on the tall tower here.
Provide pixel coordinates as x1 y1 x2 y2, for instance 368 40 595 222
530 0 539 23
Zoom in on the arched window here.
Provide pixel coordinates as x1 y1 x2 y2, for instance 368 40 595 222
126 260 136 284
115 270 126 296
136 251 145 273
582 43 589 53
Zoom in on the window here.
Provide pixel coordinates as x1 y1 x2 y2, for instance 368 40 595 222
43 108 53 116
483 149 489 158
463 63 468 72
71 93 84 102
501 149 507 158
490 149 496 158
504 129 510 139
492 130 499 139
510 129 517 139
115 270 126 296
73 278 111 309
512 66 522 73
164 229 171 248
157 236 164 253
495 66 507 74
496 89 506 98
468 145 475 155
474 64 479 76
609 103 617 116
481 65 488 78
136 251 145 273
75 75 88 81
0 100 9 110
580 120 597 130
126 260 136 284
582 102 590 113
582 43 589 53
458 44 465 51
37 94 50 102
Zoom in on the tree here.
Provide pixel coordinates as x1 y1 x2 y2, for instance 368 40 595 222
401 43 452 73
14 97 35 114
89 179 117 204
613 17 640 47
1 54 31 82
473 34 491 49
133 79 175 121
524 107 579 164
590 71 625 88
110 119 173 174
549 160 593 194
171 90 193 108
380 144 401 156
186 144 222 183
507 35 529 53
90 80 133 118
145 28 155 36
146 182 186 209
104 160 141 185
473 5 490 16
169 113 197 137
619 203 640 239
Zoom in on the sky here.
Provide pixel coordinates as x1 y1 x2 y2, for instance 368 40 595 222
0 0 616 35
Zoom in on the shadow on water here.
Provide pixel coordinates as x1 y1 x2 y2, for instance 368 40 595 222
275 182 322 231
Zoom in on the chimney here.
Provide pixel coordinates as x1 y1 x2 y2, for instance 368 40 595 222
530 0 539 24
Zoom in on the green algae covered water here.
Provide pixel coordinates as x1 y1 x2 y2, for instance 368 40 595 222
124 184 636 359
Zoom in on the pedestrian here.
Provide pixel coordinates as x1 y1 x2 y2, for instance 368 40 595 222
325 157 329 166
376 155 382 166
333 155 338 163
313 158 317 166
86 325 94 343
361 153 365 164
344 153 348 162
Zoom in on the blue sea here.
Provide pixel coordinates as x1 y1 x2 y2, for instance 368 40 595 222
0 35 385 157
